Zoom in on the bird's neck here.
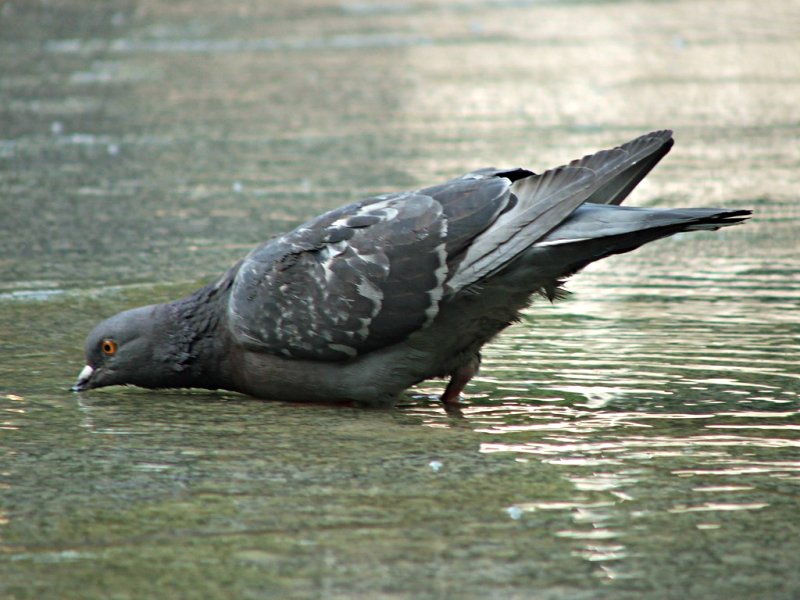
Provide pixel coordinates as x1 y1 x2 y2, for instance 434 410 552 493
152 266 240 391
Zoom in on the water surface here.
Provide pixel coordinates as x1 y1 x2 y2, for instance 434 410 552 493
2 0 799 598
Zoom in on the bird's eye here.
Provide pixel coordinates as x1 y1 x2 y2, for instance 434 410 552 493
101 339 117 356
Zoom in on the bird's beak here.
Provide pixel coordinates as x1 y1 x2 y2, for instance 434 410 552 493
71 364 94 392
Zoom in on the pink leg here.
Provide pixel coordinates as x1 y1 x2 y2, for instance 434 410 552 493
441 354 481 406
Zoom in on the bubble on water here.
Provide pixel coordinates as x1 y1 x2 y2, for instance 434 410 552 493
506 505 523 520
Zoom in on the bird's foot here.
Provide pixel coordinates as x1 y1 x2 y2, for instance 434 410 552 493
440 354 481 406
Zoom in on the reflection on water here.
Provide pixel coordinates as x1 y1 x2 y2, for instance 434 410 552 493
403 251 800 587
2 0 800 597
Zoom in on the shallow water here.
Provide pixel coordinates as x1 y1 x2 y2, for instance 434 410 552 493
2 0 799 598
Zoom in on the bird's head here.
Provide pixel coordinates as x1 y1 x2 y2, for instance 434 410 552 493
72 305 163 392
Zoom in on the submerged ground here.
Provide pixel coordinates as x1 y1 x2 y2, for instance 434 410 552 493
1 0 799 598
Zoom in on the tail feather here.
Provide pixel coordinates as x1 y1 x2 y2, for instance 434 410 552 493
681 209 752 231
514 205 752 284
536 205 751 247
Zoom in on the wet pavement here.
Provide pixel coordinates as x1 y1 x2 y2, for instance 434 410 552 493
1 0 799 598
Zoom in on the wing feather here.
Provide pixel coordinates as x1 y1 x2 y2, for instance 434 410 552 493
444 130 675 294
228 194 449 360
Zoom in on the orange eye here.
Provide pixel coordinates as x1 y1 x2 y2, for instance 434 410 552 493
101 339 117 356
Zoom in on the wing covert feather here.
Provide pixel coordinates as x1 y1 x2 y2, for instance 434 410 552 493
228 194 448 360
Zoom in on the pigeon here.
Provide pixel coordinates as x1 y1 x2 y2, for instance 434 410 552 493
72 130 750 406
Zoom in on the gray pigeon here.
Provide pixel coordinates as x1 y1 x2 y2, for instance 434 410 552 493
72 131 750 406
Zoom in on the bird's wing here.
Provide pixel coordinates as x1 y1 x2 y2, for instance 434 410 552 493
227 130 675 360
579 129 673 205
443 130 675 293
227 179 515 360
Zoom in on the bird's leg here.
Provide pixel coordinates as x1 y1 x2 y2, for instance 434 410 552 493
441 353 481 406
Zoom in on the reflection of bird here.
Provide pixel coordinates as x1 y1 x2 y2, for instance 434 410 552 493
73 131 750 406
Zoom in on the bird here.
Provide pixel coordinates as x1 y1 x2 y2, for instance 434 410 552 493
72 130 750 407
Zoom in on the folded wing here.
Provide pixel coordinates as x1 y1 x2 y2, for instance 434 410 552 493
228 130 677 360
